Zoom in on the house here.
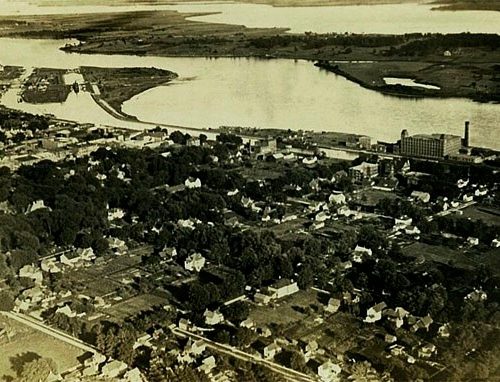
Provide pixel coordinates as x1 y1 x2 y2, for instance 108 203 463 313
311 221 325 230
385 307 409 328
178 219 196 230
325 298 341 313
159 247 177 259
60 252 82 267
55 305 76 318
457 178 469 188
185 177 202 189
123 368 145 382
491 238 500 248
303 157 318 166
411 315 433 332
204 309 224 326
19 264 43 284
411 191 431 203
185 253 206 272
240 318 255 329
364 302 387 323
254 292 272 305
41 259 61 274
467 237 479 246
188 339 206 356
354 245 372 257
26 200 50 214
405 226 421 236
418 343 437 358
317 360 341 381
463 194 474 202
198 356 216 374
178 318 191 331
107 208 125 221
263 343 281 359
349 162 379 182
465 289 487 302
102 360 128 378
394 216 413 230
133 334 154 350
390 344 405 356
338 261 352 271
438 323 451 338
384 334 397 344
267 279 299 300
315 211 330 222
329 193 346 205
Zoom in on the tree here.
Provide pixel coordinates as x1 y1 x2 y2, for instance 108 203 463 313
19 357 57 382
0 290 14 311
297 266 314 289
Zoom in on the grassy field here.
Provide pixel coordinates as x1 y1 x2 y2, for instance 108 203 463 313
319 59 500 102
403 242 477 269
0 315 84 380
105 293 166 321
459 205 500 227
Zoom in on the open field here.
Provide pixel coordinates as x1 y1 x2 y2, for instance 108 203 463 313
317 59 500 102
459 205 500 226
0 315 85 380
403 242 478 269
105 293 166 321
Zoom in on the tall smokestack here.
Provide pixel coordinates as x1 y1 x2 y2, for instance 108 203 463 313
464 121 470 147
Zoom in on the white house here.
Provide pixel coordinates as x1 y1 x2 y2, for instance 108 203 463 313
26 200 51 214
317 360 341 382
185 177 202 189
263 343 281 359
329 193 346 205
325 298 341 313
467 237 479 246
19 265 43 284
364 302 387 323
267 279 299 300
184 253 206 272
405 226 421 236
198 356 216 374
411 191 431 203
204 309 224 326
394 216 413 230
102 360 128 379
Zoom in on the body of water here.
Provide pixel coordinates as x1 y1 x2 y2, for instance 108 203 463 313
165 2 500 34
0 38 497 149
0 1 499 34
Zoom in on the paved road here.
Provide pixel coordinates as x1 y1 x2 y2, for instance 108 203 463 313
172 327 319 382
1 311 97 354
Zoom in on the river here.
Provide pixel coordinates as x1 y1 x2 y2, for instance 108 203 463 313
0 38 498 149
1 1 499 34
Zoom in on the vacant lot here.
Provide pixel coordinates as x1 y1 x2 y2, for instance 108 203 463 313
0 315 84 380
403 242 477 270
459 205 500 227
105 293 166 321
